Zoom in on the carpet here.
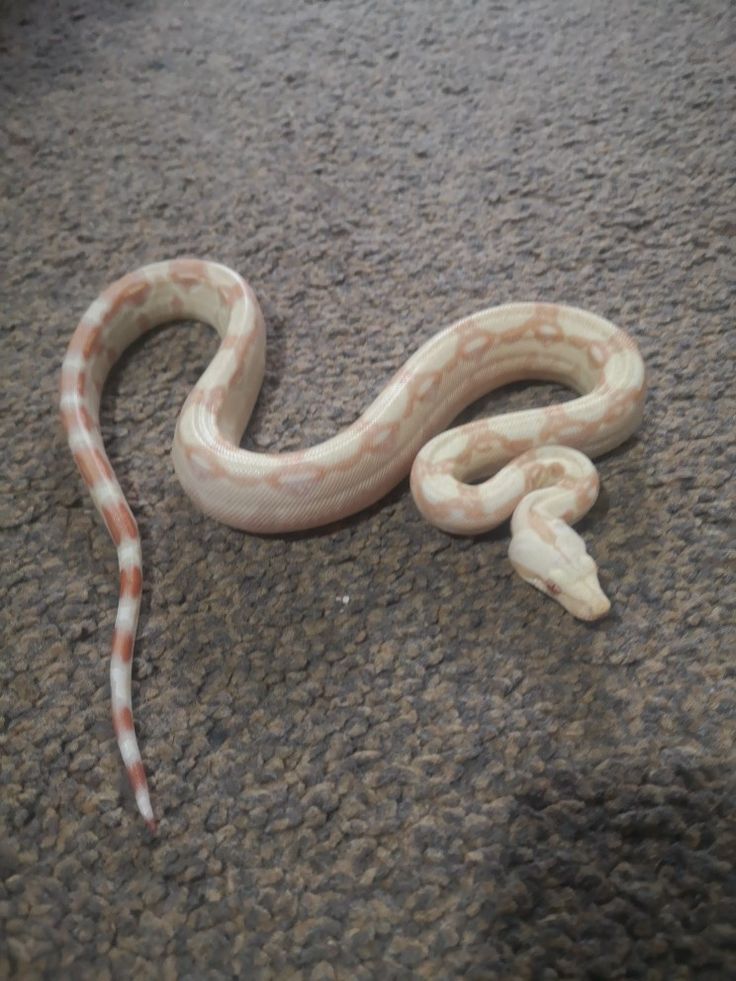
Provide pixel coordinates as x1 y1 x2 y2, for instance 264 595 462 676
2 0 734 976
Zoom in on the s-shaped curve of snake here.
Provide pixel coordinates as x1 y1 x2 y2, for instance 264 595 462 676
60 259 646 831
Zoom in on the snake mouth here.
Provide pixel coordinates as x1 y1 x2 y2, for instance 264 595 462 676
511 561 611 621
557 577 611 621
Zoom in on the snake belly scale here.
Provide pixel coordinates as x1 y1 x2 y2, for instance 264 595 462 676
60 259 646 830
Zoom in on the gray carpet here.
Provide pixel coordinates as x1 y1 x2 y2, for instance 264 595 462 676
2 0 735 977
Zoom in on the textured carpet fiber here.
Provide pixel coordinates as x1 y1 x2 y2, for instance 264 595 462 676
2 0 735 977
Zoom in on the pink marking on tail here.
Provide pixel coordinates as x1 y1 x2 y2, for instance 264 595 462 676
120 565 143 598
112 627 134 663
102 501 138 546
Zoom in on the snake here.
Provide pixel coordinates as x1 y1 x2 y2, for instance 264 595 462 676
60 258 646 830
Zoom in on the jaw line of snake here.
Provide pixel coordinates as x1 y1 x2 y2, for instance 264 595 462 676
556 573 611 622
511 562 611 622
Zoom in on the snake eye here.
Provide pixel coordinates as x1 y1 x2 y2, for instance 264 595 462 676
545 580 561 596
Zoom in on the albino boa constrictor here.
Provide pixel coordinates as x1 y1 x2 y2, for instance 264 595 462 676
60 259 646 830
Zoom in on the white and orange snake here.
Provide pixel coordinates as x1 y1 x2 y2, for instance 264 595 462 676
60 259 646 830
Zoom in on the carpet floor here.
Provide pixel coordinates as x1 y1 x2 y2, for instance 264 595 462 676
2 0 734 977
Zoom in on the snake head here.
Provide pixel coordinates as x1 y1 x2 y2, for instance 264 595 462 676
508 519 611 621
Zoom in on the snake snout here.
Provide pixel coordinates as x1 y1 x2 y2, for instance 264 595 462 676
556 570 611 621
